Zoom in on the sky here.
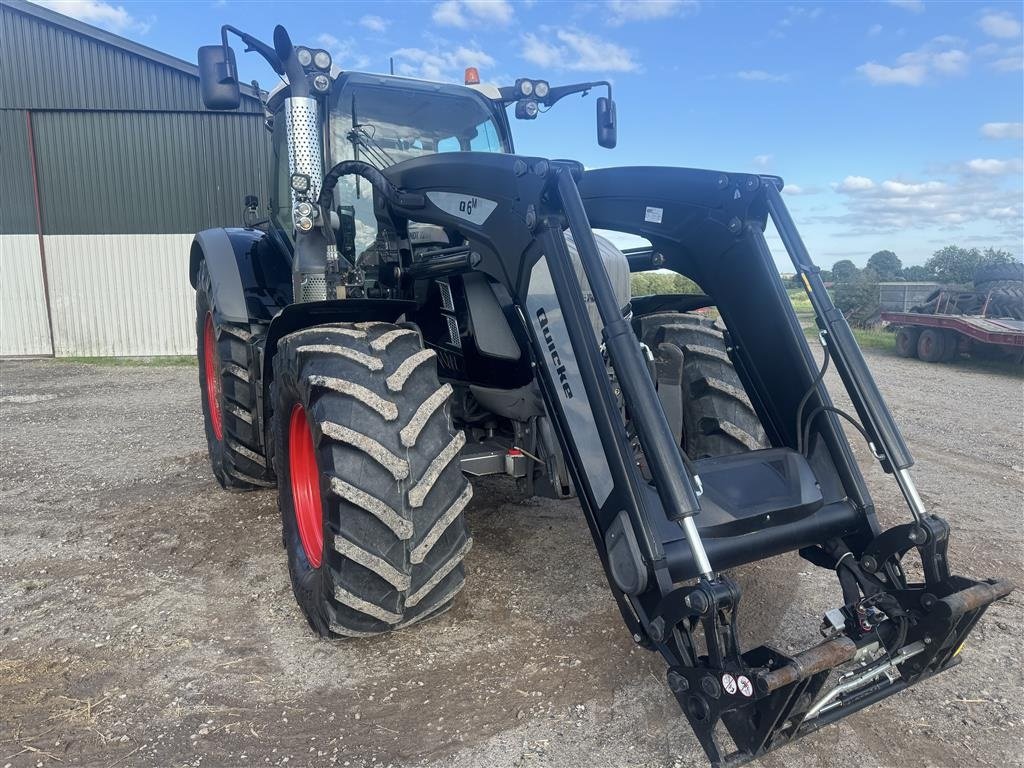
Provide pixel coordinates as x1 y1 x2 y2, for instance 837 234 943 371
34 0 1024 271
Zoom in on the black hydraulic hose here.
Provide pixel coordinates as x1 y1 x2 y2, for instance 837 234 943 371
795 337 831 455
316 160 423 212
801 405 876 461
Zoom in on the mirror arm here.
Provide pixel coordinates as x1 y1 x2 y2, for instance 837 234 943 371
220 25 284 76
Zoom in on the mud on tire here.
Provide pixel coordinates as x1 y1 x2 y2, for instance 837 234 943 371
195 261 273 490
272 322 472 637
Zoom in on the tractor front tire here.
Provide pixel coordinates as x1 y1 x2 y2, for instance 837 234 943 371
641 312 798 648
272 322 472 637
195 261 272 490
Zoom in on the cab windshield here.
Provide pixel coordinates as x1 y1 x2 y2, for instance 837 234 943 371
327 79 508 252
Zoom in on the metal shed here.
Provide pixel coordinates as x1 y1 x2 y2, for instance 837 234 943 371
0 0 272 356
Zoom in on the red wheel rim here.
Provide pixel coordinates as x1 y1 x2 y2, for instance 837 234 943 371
289 404 324 568
203 313 223 441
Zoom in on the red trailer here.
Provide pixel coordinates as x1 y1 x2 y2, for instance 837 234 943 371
882 310 1024 364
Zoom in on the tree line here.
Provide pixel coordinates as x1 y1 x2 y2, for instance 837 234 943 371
818 246 1019 321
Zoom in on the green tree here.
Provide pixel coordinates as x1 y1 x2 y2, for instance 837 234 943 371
925 245 982 284
981 248 1016 266
832 259 858 282
833 267 880 325
866 250 902 280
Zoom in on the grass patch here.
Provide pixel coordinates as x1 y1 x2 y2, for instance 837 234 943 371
787 287 814 314
52 355 196 367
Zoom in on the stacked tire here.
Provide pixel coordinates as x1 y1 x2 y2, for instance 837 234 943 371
974 263 1024 321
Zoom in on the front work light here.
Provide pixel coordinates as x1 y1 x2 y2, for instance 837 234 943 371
290 173 311 194
516 99 539 119
313 49 332 70
312 73 331 93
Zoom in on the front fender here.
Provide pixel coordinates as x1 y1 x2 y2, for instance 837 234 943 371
190 228 291 324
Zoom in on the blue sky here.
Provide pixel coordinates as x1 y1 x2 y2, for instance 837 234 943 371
37 0 1024 270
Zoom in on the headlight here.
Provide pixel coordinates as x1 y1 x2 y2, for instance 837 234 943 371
519 79 534 96
313 49 332 71
312 73 331 93
534 80 549 99
295 47 313 68
515 99 539 119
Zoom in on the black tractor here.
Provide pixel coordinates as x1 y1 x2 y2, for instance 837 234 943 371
191 25 1011 767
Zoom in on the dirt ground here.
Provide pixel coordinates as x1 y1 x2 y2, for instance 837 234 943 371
1 349 1022 768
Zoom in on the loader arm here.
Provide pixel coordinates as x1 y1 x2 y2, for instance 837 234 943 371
307 151 1012 767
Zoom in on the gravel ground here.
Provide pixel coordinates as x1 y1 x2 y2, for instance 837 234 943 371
1 350 1022 768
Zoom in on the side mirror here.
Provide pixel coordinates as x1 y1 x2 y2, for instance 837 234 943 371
596 97 617 149
198 44 240 110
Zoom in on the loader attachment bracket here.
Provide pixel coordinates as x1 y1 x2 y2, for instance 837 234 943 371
654 514 1012 767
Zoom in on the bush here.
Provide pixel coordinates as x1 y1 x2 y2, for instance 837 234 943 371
631 271 701 295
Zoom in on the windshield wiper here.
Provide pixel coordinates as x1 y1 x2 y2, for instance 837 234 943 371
347 125 396 171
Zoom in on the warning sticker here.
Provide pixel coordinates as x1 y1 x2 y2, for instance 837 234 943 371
644 206 663 224
737 675 753 698
721 673 737 695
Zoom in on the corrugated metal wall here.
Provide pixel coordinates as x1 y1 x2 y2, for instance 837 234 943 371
0 2 263 114
32 110 271 235
0 1 274 357
1 235 52 355
45 234 195 356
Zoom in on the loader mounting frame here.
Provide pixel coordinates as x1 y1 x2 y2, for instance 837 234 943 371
298 151 1011 767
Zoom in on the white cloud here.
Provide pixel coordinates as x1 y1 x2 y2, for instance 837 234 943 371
887 0 924 12
992 47 1023 71
36 0 151 34
432 0 514 28
828 168 1022 236
857 37 969 85
856 61 927 85
735 69 790 82
753 154 773 168
837 175 876 192
605 0 699 26
392 46 495 81
520 30 638 72
359 15 390 33
317 34 371 70
978 11 1021 39
981 122 1024 139
963 158 1023 175
782 184 822 196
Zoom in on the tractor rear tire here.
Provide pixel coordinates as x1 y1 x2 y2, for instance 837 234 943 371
271 322 472 637
195 261 273 490
642 312 797 648
895 326 920 358
917 328 946 363
642 313 768 456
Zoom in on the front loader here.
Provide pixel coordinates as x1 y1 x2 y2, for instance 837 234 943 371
189 24 1012 766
